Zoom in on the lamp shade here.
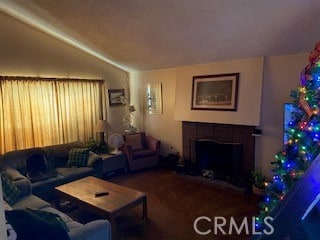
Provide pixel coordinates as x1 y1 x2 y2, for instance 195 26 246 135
93 120 112 132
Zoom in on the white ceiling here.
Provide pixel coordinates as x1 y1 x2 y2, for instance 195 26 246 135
1 0 320 72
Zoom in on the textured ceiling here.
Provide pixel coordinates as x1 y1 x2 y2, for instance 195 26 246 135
1 0 320 72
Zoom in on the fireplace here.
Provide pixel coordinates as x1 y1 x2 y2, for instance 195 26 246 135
182 121 255 177
195 139 243 179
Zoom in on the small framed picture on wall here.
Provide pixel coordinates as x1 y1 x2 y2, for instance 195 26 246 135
108 89 125 107
145 83 162 114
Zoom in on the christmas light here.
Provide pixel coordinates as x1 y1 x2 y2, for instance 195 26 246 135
256 42 320 231
273 175 280 181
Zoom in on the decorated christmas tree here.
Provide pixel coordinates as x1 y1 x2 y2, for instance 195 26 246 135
256 42 320 229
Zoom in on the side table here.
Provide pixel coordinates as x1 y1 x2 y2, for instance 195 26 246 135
160 153 180 170
99 153 127 176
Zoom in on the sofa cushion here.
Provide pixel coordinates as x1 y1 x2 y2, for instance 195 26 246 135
41 206 73 223
1 171 20 205
133 149 157 159
67 148 89 167
11 194 51 210
31 174 65 197
56 167 94 180
27 207 69 232
44 141 84 168
125 133 143 150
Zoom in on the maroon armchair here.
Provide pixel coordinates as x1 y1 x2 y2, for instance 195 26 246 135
121 132 161 171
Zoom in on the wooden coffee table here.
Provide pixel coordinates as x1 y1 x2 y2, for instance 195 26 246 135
55 176 147 227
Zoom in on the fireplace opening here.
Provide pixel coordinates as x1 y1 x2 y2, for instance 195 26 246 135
195 139 243 180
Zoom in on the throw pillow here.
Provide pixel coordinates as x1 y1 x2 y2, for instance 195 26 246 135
87 151 101 167
3 201 12 211
5 209 70 240
126 134 143 150
27 208 69 232
0 171 20 205
26 153 48 175
67 148 89 167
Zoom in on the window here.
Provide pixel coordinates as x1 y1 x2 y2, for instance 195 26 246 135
0 77 106 154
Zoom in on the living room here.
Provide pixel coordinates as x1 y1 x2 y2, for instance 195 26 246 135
1 1 320 239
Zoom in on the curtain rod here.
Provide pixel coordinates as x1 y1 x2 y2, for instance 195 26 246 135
0 76 104 83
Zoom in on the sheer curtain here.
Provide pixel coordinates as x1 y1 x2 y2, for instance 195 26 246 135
0 77 106 154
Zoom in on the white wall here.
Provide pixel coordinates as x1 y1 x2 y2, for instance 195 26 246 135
131 54 310 178
0 11 129 133
257 53 308 176
130 58 264 157
174 57 264 126
130 69 182 155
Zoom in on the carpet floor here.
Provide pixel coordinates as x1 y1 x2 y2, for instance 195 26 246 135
64 169 260 240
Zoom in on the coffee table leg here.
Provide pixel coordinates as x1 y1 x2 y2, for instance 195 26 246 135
142 196 147 220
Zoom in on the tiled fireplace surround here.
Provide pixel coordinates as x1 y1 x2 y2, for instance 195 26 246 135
182 121 256 177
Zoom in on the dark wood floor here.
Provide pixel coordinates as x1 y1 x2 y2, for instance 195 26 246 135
67 169 260 240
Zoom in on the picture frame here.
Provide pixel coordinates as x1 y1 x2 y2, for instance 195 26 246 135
145 83 162 114
108 89 125 107
191 73 239 111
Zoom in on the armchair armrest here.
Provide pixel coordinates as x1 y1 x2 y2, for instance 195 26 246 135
122 143 133 152
146 136 161 152
120 143 134 161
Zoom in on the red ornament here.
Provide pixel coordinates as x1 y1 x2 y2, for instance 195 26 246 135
298 93 315 119
309 50 320 64
307 42 320 70
315 42 320 52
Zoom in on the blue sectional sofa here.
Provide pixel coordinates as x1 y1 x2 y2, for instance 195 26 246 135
0 141 103 199
3 169 111 240
1 141 111 240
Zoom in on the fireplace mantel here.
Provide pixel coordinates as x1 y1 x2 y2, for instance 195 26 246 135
182 121 255 176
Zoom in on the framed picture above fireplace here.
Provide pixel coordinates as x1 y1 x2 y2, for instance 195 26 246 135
191 73 239 111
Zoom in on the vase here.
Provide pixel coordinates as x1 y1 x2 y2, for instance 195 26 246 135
252 184 266 196
123 113 137 134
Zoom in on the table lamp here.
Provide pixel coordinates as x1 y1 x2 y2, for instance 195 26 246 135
93 120 112 145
